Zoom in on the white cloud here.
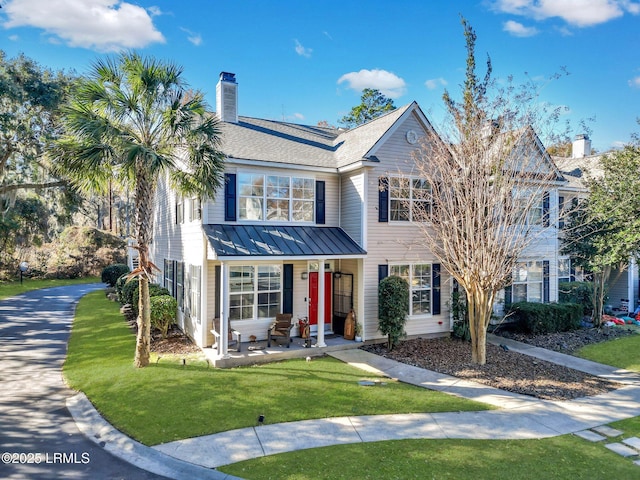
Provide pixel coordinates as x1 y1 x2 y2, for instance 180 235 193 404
337 69 407 98
492 0 640 27
503 20 539 36
294 39 312 58
424 77 447 90
147 6 163 17
629 76 640 88
180 27 202 46
8 34 19 41
292 113 305 120
2 0 165 52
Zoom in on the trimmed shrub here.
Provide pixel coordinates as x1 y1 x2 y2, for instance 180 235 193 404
378 275 409 350
558 281 593 315
115 274 129 303
120 278 139 307
101 264 130 287
150 295 177 338
508 302 583 335
131 283 171 316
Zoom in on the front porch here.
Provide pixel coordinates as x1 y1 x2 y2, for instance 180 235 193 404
203 334 366 368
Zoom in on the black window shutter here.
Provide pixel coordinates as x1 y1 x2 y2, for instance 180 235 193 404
283 264 293 314
315 181 326 224
570 262 576 282
224 173 237 222
378 264 388 282
558 195 565 229
432 263 441 315
214 265 221 319
543 260 550 303
378 177 389 222
542 192 550 227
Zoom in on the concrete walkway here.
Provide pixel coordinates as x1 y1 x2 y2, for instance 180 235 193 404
149 338 640 469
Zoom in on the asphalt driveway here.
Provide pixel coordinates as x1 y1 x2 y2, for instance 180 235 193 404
0 284 169 480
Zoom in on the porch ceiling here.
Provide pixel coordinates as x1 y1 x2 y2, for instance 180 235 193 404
203 224 367 259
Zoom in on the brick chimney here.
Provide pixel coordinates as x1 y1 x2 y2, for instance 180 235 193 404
572 134 592 158
216 72 238 123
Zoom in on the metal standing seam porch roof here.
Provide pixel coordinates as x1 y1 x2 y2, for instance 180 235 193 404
203 224 367 258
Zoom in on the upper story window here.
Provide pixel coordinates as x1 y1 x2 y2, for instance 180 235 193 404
389 177 431 222
238 174 315 222
513 188 547 226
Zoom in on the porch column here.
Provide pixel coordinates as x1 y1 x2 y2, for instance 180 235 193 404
629 257 636 314
315 258 327 347
219 261 230 358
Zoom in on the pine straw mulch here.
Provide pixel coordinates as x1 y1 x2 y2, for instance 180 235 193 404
361 327 638 401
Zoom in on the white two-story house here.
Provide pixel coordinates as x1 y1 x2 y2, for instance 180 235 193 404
150 72 571 363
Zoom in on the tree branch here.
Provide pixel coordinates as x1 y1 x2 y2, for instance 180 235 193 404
0 180 67 195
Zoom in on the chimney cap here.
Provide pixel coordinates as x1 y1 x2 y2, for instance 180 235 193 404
574 133 589 141
219 72 236 83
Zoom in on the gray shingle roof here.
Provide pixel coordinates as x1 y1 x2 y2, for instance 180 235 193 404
216 102 415 170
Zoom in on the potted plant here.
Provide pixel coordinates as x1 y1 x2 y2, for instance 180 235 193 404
354 322 363 342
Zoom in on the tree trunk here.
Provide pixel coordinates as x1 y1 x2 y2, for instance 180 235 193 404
465 285 495 365
134 273 151 368
132 167 156 368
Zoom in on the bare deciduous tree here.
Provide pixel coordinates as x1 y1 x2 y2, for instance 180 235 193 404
408 18 564 364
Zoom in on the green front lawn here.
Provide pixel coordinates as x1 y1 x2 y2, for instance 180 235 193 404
64 291 490 446
0 276 100 300
222 433 640 480
575 333 640 372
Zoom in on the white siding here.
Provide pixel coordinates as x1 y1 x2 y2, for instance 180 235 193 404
340 170 365 245
361 111 451 340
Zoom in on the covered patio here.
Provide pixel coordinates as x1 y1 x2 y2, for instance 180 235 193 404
203 333 364 368
203 223 367 366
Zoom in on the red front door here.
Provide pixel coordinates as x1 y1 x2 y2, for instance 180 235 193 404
308 272 332 326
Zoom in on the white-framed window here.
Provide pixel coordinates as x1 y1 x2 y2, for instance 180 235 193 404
390 263 432 315
176 196 184 224
229 264 282 321
189 265 201 322
191 197 202 221
176 261 184 309
238 173 314 222
513 188 544 225
164 260 175 296
558 257 571 285
512 261 543 303
389 177 431 222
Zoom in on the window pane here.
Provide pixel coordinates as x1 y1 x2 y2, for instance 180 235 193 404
412 290 431 315
390 265 409 281
292 178 314 199
266 199 289 221
267 176 290 198
292 200 314 222
413 264 431 288
528 283 542 303
390 200 410 221
515 263 528 282
513 284 527 303
239 197 263 220
229 266 254 292
558 258 570 277
528 262 543 281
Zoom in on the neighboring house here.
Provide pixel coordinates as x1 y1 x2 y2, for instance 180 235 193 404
149 72 574 360
555 135 639 314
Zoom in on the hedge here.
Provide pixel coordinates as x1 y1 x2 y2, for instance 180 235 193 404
508 302 583 335
101 263 130 287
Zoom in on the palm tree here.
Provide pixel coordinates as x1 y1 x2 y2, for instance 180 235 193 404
54 52 225 367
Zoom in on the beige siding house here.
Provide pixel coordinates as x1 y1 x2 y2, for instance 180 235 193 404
149 71 574 361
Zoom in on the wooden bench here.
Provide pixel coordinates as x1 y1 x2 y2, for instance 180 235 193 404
267 313 293 348
211 318 242 353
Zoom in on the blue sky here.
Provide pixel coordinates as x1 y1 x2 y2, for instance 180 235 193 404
1 0 639 152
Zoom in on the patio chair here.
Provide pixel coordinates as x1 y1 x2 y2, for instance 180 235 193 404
211 317 242 353
267 313 293 348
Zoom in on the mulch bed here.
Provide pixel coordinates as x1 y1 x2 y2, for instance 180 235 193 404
361 328 635 401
